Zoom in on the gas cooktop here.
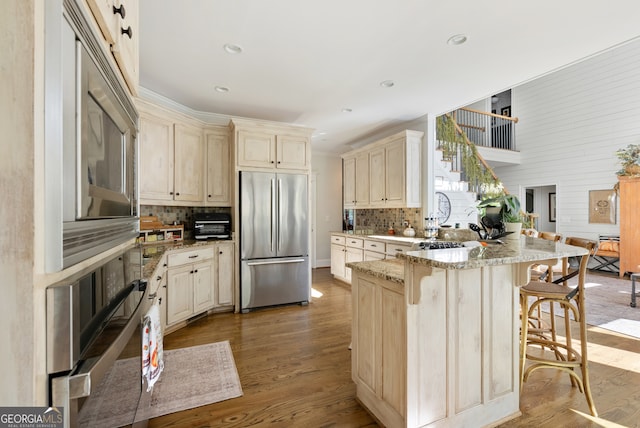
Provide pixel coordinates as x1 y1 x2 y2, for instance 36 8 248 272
411 241 465 250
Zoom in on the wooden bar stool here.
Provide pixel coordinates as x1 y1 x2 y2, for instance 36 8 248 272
519 237 598 416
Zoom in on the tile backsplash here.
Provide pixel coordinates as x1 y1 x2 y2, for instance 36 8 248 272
141 205 231 239
344 208 424 237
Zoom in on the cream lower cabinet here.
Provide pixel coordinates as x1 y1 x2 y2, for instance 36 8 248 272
166 247 214 326
215 242 234 307
330 235 347 280
352 271 406 427
364 239 386 261
330 234 364 284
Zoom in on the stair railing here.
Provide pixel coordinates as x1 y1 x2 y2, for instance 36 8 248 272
454 107 518 150
436 112 508 197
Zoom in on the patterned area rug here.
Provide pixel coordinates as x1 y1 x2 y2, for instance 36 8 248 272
535 272 640 339
79 341 243 427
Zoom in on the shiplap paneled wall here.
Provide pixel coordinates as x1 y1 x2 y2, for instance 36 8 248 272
495 37 640 240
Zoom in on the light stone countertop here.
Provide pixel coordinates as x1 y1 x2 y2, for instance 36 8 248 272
346 258 405 284
400 236 588 270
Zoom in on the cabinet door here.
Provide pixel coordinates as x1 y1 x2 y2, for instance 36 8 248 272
166 265 194 325
369 147 386 205
381 286 406 414
355 276 377 392
276 134 309 169
343 157 356 208
206 132 230 204
216 243 234 306
355 152 370 207
345 247 364 283
174 123 204 202
193 260 214 313
111 0 139 94
330 243 346 279
385 140 405 206
139 113 174 200
237 130 276 168
85 0 119 43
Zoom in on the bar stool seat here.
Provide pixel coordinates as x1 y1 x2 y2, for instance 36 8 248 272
519 237 598 417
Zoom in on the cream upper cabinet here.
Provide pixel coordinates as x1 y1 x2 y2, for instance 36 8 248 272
236 130 276 168
343 130 423 209
277 134 309 169
85 0 139 94
139 101 223 206
232 119 312 172
343 152 370 208
139 112 174 201
206 130 231 205
174 123 204 202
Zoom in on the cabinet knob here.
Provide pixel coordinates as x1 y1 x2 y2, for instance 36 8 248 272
219 251 223 254
156 275 162 281
175 192 180 196
271 161 275 164
158 297 162 305
208 194 212 198
277 161 281 164
112 4 126 18
169 191 174 195
121 26 133 39
194 269 198 273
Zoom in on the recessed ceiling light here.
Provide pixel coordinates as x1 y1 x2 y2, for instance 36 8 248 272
214 86 229 93
342 108 352 113
223 43 243 54
380 80 395 88
447 34 467 45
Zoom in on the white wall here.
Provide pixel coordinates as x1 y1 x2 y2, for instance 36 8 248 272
495 38 640 241
312 151 343 267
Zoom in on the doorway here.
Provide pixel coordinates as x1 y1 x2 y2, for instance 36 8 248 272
524 185 557 232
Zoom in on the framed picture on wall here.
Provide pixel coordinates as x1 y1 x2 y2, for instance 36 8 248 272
501 106 511 117
589 189 616 224
549 193 556 222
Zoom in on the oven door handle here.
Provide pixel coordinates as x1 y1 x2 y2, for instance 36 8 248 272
53 287 147 401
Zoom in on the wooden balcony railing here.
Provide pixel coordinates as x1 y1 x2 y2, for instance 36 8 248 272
453 107 518 150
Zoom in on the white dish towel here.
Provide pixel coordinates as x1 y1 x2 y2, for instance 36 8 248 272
142 302 164 391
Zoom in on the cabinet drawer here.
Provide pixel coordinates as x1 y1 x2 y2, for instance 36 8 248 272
346 237 364 248
386 243 412 257
364 239 385 252
331 235 346 245
167 247 214 266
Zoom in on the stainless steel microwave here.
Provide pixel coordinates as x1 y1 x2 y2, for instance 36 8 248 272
61 15 139 268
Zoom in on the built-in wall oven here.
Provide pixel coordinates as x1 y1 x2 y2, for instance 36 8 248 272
47 246 147 427
61 1 139 269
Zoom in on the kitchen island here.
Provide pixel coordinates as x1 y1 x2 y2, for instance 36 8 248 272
348 237 589 428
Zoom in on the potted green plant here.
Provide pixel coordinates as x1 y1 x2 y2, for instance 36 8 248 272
615 144 640 176
477 193 523 238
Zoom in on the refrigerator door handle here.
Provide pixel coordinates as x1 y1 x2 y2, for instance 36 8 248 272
270 178 276 253
277 178 282 252
247 258 306 266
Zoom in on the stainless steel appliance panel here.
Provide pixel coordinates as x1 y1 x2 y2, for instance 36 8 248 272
241 257 309 310
276 173 308 257
240 172 277 260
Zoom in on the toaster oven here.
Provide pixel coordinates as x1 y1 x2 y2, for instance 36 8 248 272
194 213 232 240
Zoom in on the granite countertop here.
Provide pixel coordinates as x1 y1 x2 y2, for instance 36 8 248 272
400 236 588 270
346 258 405 284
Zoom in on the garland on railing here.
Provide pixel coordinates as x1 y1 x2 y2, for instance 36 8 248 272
436 114 501 197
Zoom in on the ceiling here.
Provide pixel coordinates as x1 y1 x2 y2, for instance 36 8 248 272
139 0 640 154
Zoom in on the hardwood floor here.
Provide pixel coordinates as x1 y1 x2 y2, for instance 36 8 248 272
149 268 640 428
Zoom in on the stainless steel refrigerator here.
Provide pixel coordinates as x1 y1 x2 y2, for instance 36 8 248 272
239 171 310 312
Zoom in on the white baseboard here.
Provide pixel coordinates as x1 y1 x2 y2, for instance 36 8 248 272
315 258 330 268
